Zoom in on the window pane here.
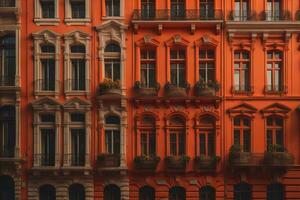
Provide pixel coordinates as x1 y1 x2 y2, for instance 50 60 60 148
243 130 251 152
199 134 206 155
170 134 177 156
149 133 156 156
267 130 273 151
41 0 55 18
234 130 240 145
208 132 214 156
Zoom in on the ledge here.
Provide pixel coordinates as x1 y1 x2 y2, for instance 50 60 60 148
34 18 60 26
64 18 91 26
226 21 300 32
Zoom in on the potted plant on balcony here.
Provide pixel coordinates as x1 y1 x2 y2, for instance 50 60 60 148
134 155 161 170
229 144 252 166
194 155 220 171
264 144 294 166
99 78 121 95
164 82 190 97
97 153 120 168
195 79 220 97
164 155 190 171
133 81 160 96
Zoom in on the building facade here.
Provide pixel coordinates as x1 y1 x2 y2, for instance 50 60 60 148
0 0 300 199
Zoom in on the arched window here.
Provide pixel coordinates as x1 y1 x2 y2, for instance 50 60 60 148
169 115 186 156
39 44 56 91
39 184 56 200
69 183 85 200
198 116 215 156
200 186 216 200
70 44 86 91
234 50 250 92
267 183 285 200
104 43 121 81
140 115 156 156
0 106 16 158
266 115 284 152
0 34 16 86
233 116 251 152
104 184 121 200
234 182 252 200
105 115 120 155
266 50 283 92
170 48 186 87
139 186 155 200
169 186 186 200
0 176 15 200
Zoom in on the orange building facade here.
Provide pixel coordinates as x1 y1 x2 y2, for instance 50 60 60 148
1 0 300 199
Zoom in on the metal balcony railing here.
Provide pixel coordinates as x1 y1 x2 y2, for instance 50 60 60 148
64 154 86 166
263 10 291 21
133 9 223 21
0 76 16 87
0 0 15 7
34 154 56 166
229 10 256 21
0 146 15 158
35 79 59 92
65 79 90 91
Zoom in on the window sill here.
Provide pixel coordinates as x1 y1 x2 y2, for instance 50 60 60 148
65 91 90 96
264 91 287 96
34 91 59 97
102 16 125 20
34 18 60 26
64 18 91 25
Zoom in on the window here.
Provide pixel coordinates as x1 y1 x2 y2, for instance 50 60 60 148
267 0 281 21
0 106 15 158
266 115 284 151
170 49 186 87
0 176 15 200
40 44 55 91
267 183 285 200
198 116 215 156
105 116 120 155
169 116 186 156
39 185 56 200
171 0 185 20
234 51 250 92
40 0 55 18
41 129 55 166
234 183 252 200
140 116 156 156
233 116 251 152
104 184 121 200
70 0 85 18
141 0 155 19
199 50 215 83
266 50 283 92
0 0 15 7
0 34 16 86
141 49 156 88
104 44 121 81
106 0 120 17
200 186 216 200
234 0 249 21
169 186 186 200
200 0 215 19
139 186 155 200
70 44 86 91
69 184 85 200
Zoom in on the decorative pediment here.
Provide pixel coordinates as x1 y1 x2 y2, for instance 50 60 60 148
95 20 128 31
64 30 90 43
31 97 61 111
135 111 160 129
262 33 290 50
260 103 291 117
195 111 220 121
135 35 160 47
165 35 190 47
195 34 218 48
227 103 257 118
63 97 91 110
32 29 61 45
228 33 257 50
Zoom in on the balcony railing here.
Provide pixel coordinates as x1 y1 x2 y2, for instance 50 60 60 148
64 154 86 166
232 85 253 93
264 85 287 93
229 10 256 21
263 10 291 21
0 0 15 7
0 76 16 87
35 79 59 92
133 9 223 21
0 146 15 158
34 154 56 166
65 79 89 91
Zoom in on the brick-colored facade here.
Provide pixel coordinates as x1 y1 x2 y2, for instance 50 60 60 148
0 0 300 199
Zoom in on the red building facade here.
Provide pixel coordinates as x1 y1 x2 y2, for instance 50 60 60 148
0 0 300 199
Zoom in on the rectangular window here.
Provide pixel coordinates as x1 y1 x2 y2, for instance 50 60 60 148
234 0 249 21
70 113 85 122
199 0 215 19
105 59 120 81
0 110 15 158
266 116 284 151
70 0 85 19
40 0 55 18
199 131 215 156
234 117 251 152
141 0 155 19
40 114 55 123
170 49 186 87
141 131 156 156
267 0 281 21
266 51 283 92
170 132 185 156
199 50 215 83
71 59 85 90
171 0 185 20
41 59 55 91
141 49 156 88
41 129 55 166
0 0 15 7
71 129 85 166
106 0 120 17
105 130 120 155
234 51 250 92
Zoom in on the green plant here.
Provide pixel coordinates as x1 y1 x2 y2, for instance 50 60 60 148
164 81 190 90
134 155 161 163
165 155 190 162
229 144 242 154
266 144 285 153
195 79 220 91
99 78 121 91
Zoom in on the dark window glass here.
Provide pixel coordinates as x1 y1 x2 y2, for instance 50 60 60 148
41 129 55 166
70 113 85 122
105 116 120 124
200 186 216 200
41 59 55 91
0 176 15 200
71 129 85 166
105 130 120 155
267 183 285 200
104 185 121 200
170 49 186 87
141 49 156 88
266 116 284 151
141 132 156 156
70 0 85 18
71 45 86 53
171 0 185 20
141 0 155 19
234 183 252 200
69 184 85 200
169 187 186 200
41 0 55 18
200 0 215 19
234 51 250 91
106 0 120 16
139 186 155 200
199 50 215 83
40 114 55 123
0 0 15 7
41 44 55 53
105 43 121 52
233 116 251 152
39 185 56 200
71 59 86 90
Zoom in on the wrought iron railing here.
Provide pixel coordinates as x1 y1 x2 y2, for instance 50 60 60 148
133 9 223 21
64 154 87 166
0 76 16 86
0 0 15 7
0 146 15 158
34 154 56 166
263 10 291 21
229 10 256 21
35 79 59 92
65 79 89 91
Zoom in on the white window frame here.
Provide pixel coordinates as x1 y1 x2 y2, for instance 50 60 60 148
65 0 91 25
34 0 60 25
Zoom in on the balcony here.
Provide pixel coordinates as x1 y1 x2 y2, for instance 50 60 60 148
133 81 160 97
132 9 223 34
232 85 254 95
164 156 190 172
62 154 91 174
263 10 291 21
229 10 256 21
164 82 190 97
34 154 56 167
229 145 263 169
0 147 22 173
194 155 220 172
96 154 120 170
133 156 160 171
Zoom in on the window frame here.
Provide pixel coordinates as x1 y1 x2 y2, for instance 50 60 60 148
104 43 121 82
199 49 215 83
267 183 285 200
65 0 91 25
140 48 156 88
170 48 186 87
34 0 60 25
233 116 251 152
265 115 284 151
104 115 121 155
265 50 283 93
233 50 251 92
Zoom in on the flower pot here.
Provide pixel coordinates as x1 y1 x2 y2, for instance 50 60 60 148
264 152 294 166
165 156 189 171
134 157 160 170
195 87 216 97
100 88 121 96
165 87 188 97
230 152 252 167
195 156 218 171
97 154 120 168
